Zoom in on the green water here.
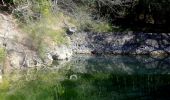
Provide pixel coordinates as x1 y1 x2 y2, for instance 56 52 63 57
0 55 170 100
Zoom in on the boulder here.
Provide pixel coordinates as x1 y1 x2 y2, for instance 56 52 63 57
150 50 168 59
8 51 24 68
43 53 53 65
54 45 73 60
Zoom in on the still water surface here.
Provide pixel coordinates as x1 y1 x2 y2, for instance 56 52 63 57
0 55 170 100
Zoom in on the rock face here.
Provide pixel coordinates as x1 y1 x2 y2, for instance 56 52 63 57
0 13 43 69
0 13 74 69
70 32 170 56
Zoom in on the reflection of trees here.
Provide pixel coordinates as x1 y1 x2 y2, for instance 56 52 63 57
60 72 170 100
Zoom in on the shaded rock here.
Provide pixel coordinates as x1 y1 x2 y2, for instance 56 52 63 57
33 57 43 67
70 32 170 55
165 47 170 54
145 39 159 48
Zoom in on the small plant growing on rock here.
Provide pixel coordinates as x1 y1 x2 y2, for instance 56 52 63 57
0 48 6 63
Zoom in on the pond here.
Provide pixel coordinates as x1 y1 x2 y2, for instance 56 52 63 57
0 55 170 100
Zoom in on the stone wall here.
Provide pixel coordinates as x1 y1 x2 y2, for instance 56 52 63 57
70 32 170 56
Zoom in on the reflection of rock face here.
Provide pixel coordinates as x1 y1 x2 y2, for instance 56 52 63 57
56 55 170 74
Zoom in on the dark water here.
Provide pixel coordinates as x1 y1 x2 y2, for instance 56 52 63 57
0 55 170 100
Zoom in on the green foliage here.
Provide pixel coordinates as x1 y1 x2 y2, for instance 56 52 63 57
37 39 46 60
12 0 113 33
4 0 170 32
0 48 6 63
92 22 112 32
1 68 170 100
46 28 67 44
0 69 65 100
2 0 14 4
22 20 67 59
79 20 112 32
32 0 51 17
133 0 170 24
13 0 52 23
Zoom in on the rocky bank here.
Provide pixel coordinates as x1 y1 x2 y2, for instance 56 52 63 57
0 13 170 70
70 32 170 56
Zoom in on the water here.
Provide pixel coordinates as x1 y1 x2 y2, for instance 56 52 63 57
0 55 170 100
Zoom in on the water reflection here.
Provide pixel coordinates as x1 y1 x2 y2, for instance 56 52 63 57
0 55 170 100
56 55 170 74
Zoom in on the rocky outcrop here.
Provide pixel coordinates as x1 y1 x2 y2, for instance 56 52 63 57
0 13 43 69
0 13 73 69
70 32 170 57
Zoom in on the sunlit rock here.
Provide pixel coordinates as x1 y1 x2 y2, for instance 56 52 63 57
8 51 24 68
43 53 53 66
150 50 168 59
53 45 73 60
